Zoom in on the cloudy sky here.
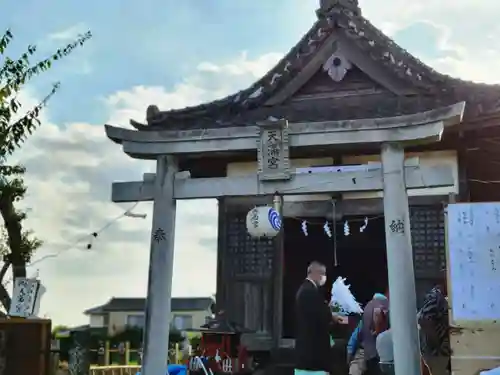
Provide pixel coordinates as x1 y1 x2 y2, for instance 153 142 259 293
1 0 499 326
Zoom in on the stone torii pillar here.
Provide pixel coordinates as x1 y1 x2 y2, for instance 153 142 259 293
141 155 177 375
381 143 421 375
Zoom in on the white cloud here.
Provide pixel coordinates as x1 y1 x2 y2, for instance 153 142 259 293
3 52 280 325
40 23 94 77
104 52 282 124
431 49 500 83
197 52 283 78
357 0 500 83
47 23 89 41
360 0 500 25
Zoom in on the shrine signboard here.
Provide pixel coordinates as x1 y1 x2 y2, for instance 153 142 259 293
257 119 291 181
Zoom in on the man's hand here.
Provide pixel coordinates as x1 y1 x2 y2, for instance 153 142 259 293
331 312 344 323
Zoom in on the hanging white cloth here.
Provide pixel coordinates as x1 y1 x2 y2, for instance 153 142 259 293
330 277 363 315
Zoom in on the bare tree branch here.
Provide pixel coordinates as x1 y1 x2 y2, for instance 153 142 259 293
0 281 11 311
0 191 26 280
0 259 10 282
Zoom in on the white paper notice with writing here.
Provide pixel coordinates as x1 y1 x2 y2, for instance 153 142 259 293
9 277 40 318
447 203 500 321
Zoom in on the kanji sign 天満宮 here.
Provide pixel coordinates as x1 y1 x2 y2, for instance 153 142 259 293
257 119 290 181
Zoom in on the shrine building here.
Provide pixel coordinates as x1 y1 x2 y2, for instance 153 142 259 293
106 0 500 363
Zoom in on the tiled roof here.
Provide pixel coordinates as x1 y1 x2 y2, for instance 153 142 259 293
84 297 215 315
127 0 500 131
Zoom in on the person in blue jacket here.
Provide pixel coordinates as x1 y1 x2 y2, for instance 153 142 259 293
347 320 365 375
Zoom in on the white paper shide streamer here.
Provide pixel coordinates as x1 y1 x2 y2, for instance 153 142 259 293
344 221 350 236
323 221 332 237
360 217 368 232
301 220 308 236
330 277 363 315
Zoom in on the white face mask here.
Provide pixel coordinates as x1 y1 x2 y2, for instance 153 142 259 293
319 275 327 286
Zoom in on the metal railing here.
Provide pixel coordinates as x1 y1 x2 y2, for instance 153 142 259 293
89 366 140 375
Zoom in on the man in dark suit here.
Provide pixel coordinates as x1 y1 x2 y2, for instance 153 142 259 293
295 261 334 374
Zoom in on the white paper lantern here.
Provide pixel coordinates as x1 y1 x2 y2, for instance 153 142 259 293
246 206 281 238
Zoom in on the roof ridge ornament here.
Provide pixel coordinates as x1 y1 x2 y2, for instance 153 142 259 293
317 0 361 17
323 50 352 82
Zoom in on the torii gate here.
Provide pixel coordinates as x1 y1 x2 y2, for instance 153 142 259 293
105 101 464 375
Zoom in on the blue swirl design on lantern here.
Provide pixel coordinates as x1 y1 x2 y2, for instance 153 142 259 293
268 208 281 231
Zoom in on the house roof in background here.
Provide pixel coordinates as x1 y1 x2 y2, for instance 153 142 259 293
70 324 90 331
84 297 215 315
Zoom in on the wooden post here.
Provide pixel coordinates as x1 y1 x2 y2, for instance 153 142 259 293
104 341 110 366
272 194 284 347
50 352 59 375
125 342 130 365
141 155 178 375
381 143 421 375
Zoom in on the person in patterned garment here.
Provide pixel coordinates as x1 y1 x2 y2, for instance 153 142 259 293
418 269 450 375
